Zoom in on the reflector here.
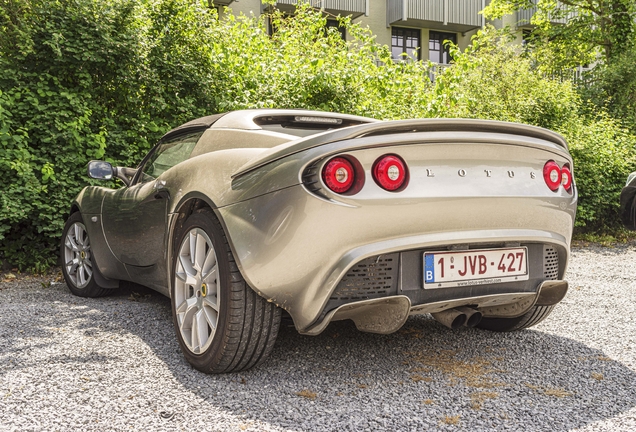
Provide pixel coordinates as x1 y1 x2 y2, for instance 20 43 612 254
561 165 572 191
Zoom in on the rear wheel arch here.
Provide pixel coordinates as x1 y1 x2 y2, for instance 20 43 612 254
170 208 281 373
169 193 274 308
169 195 242 295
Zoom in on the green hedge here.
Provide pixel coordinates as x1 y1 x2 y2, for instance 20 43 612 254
1 1 635 270
0 0 224 270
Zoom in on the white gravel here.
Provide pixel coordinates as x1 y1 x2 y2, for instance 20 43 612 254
1 244 635 431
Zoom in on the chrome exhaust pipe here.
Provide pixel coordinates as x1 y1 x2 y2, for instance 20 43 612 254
431 309 467 329
456 307 483 328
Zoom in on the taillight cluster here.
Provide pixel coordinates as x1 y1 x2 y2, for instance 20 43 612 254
321 154 408 194
373 155 407 191
543 160 572 193
322 157 355 193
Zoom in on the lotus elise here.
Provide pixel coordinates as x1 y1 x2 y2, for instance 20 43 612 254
61 109 576 373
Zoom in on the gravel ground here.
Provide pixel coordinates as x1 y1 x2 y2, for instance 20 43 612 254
1 244 635 431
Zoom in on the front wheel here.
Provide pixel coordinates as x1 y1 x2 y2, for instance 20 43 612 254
60 212 111 297
171 212 281 373
476 305 555 332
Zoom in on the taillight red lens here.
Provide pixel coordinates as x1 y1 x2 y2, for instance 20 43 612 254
322 157 355 193
543 161 561 191
373 155 407 191
561 164 572 191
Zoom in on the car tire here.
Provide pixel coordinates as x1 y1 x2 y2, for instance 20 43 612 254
476 305 555 332
171 211 281 374
60 212 111 298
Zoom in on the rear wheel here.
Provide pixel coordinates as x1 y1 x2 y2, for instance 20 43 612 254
171 212 281 373
477 305 555 332
61 212 110 297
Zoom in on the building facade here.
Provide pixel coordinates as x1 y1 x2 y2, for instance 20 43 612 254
213 1 535 65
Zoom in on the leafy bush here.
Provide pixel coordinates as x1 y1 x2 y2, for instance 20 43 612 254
566 116 636 230
427 28 581 131
0 0 224 269
201 4 436 119
582 43 636 133
1 2 635 270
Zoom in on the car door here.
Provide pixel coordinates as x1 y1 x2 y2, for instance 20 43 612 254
101 131 203 269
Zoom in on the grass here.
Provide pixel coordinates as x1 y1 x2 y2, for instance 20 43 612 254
404 349 506 388
295 389 317 400
525 383 573 398
572 228 636 246
470 391 499 410
410 374 432 383
442 415 460 425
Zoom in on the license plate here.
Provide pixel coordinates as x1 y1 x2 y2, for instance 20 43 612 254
424 247 529 289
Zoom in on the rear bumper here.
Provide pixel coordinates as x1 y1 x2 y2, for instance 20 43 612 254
218 183 575 332
303 279 568 335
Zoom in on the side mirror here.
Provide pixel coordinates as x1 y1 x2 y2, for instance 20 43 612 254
87 160 114 180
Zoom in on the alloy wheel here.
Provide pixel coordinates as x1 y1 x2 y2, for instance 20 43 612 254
63 222 93 289
174 228 220 354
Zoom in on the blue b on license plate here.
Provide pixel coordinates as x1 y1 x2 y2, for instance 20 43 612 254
424 247 529 289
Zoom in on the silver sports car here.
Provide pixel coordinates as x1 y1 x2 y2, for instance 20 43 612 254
61 109 576 373
620 171 636 230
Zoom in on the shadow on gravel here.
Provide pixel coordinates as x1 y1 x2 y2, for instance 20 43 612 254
1 280 635 431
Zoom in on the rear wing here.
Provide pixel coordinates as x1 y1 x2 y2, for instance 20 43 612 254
232 118 568 179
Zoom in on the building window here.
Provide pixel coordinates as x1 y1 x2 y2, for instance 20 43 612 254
326 19 346 41
391 27 421 61
429 31 456 64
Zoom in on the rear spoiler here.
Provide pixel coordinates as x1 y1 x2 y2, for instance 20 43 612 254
232 118 568 179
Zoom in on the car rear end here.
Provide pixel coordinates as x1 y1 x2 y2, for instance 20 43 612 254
219 119 576 334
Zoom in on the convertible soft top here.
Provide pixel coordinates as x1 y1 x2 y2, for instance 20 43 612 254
160 113 228 141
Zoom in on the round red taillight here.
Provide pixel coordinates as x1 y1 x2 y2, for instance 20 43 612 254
373 155 407 191
561 164 572 191
322 157 355 193
543 161 561 192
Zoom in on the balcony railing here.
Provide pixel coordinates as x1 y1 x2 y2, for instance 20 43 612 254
549 66 596 87
387 0 485 30
271 0 368 17
211 0 235 6
517 0 575 26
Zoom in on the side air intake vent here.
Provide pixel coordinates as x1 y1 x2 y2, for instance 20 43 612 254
302 160 324 195
543 245 559 280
